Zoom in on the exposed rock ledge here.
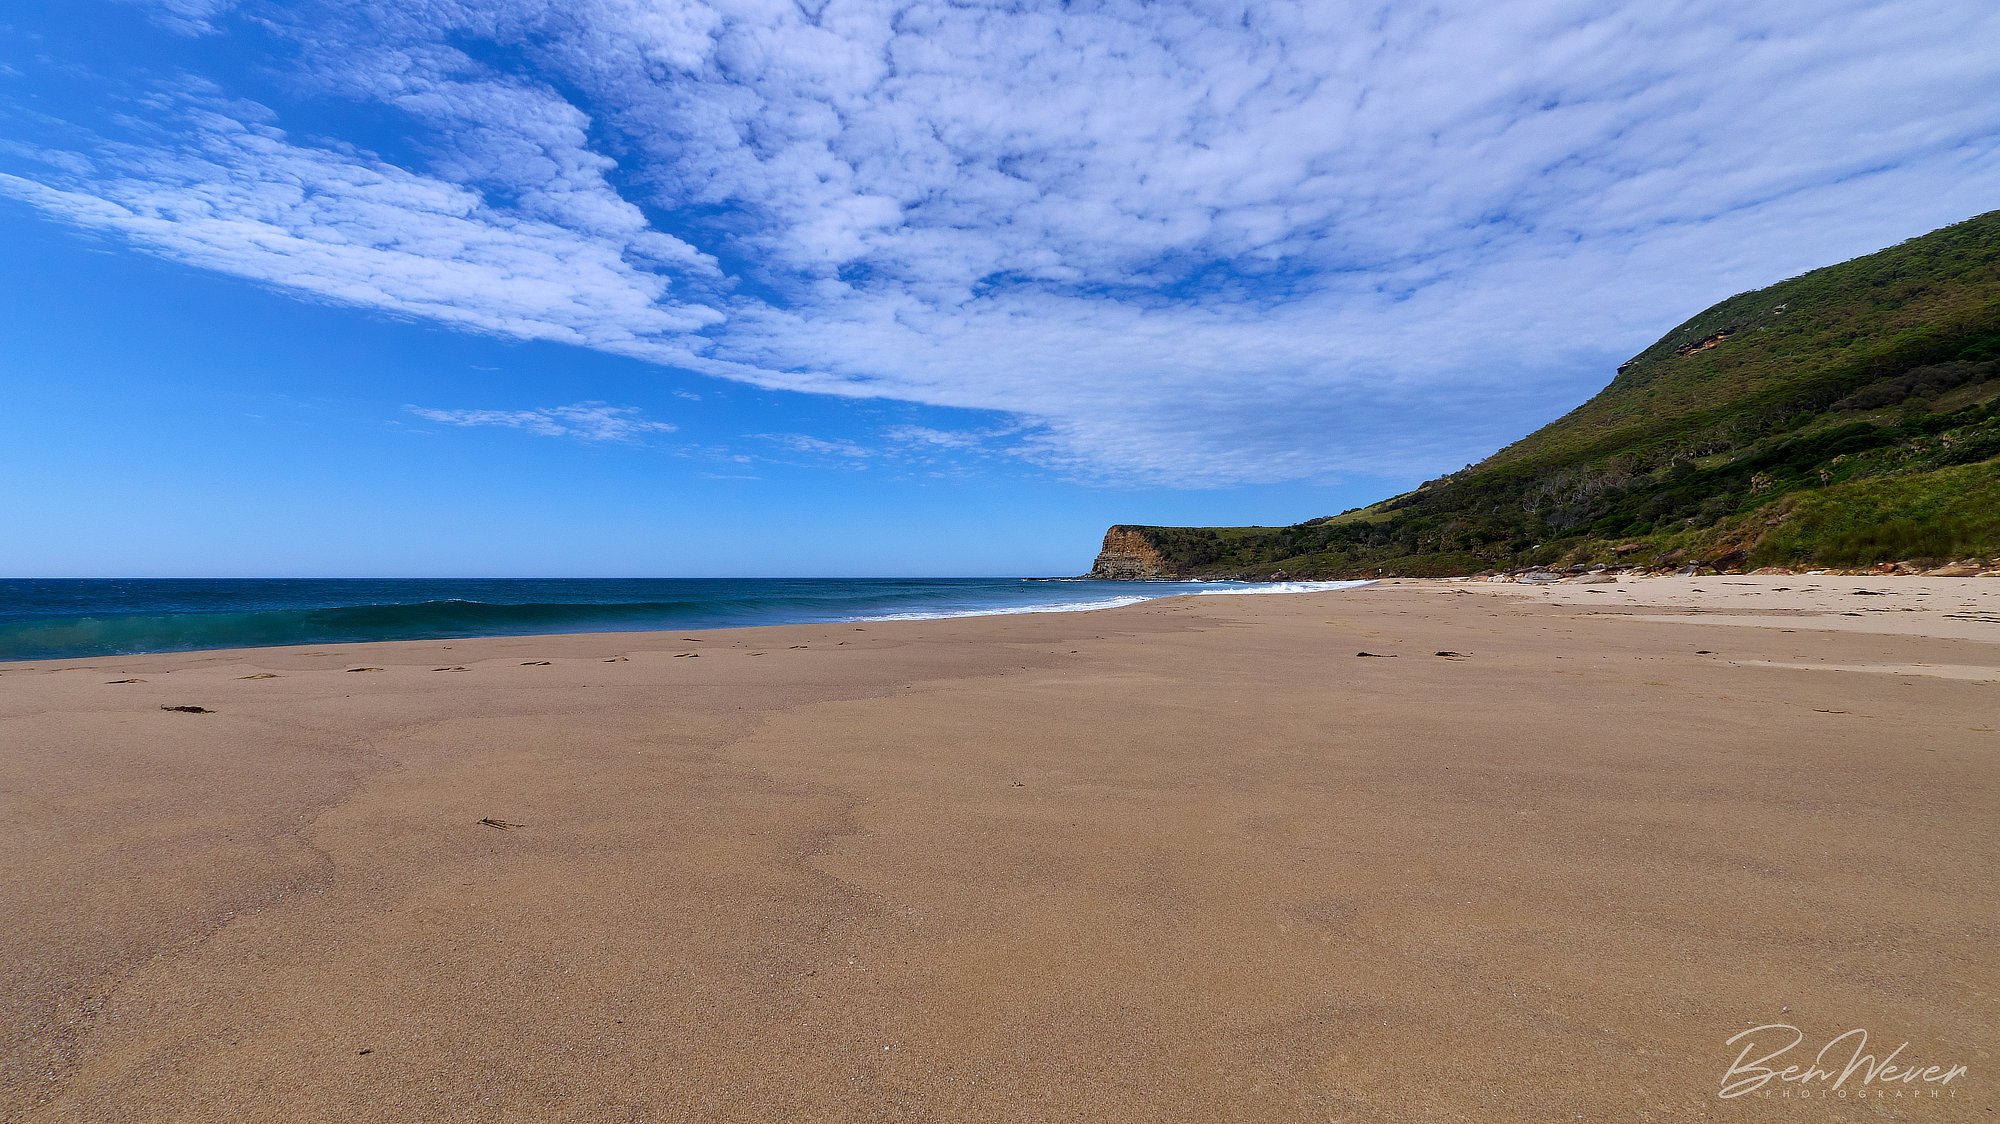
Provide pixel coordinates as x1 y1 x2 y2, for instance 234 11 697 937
1089 527 1173 580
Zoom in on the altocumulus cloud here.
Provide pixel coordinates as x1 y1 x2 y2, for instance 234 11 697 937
8 0 2000 483
408 402 677 441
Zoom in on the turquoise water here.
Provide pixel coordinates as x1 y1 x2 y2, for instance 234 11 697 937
0 578 1369 662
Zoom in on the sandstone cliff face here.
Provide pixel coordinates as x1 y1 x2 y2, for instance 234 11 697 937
1089 527 1174 579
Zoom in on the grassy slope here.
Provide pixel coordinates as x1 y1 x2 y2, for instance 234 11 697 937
1485 212 2000 469
1114 210 2000 577
1744 460 2000 568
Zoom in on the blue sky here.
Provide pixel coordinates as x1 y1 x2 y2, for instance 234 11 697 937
2 0 1996 576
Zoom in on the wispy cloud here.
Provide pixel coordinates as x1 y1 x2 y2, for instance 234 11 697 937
7 1 1999 483
408 402 675 441
883 425 1006 452
116 0 239 36
753 433 876 460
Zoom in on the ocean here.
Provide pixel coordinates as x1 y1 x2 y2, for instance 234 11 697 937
0 577 1371 662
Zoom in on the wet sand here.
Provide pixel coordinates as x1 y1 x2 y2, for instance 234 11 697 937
2 579 1994 1121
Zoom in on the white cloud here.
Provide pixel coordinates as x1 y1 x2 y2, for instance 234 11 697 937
882 425 991 451
753 433 876 459
115 0 240 36
408 402 676 440
7 0 2000 483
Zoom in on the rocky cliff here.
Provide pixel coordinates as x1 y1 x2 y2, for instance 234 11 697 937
1088 527 1175 579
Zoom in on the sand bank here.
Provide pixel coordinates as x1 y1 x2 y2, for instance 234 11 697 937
2 581 1993 1121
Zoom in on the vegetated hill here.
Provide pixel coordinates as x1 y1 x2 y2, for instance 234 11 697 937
1093 209 2000 579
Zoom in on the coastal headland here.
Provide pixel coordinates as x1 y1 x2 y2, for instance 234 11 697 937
1082 211 2000 583
3 577 1995 1121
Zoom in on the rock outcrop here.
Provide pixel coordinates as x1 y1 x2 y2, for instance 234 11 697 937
1089 528 1174 579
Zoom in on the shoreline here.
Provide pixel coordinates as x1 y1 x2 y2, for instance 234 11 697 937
0 577 1374 666
7 569 1988 668
5 580 1994 1120
6 571 1995 672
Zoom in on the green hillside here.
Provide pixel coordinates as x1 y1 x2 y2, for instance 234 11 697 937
1095 209 2000 578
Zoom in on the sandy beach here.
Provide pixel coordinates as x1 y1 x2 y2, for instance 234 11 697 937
2 577 1994 1122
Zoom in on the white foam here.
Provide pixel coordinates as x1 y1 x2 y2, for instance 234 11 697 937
850 580 1373 623
855 596 1155 622
1193 580 1376 595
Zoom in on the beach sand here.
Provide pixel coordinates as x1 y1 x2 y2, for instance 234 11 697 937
2 578 1994 1122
